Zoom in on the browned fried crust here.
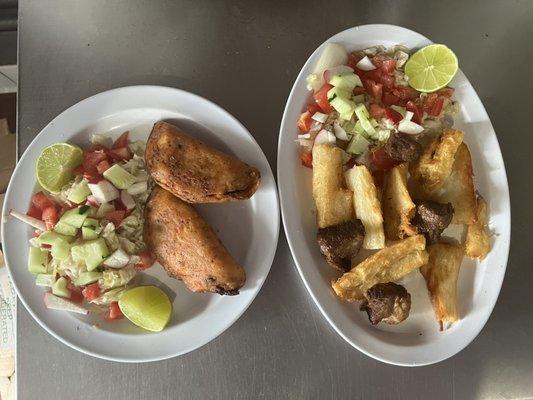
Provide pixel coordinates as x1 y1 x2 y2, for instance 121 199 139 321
144 186 246 295
146 121 260 203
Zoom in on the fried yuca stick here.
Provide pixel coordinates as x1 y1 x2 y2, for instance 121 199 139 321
465 195 491 260
410 129 464 193
420 242 464 330
345 165 385 249
332 235 428 301
312 144 354 228
382 163 417 240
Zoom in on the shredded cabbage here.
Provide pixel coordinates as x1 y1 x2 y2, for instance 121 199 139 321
100 267 136 290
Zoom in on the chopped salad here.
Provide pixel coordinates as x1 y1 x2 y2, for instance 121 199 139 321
297 44 459 174
12 132 156 323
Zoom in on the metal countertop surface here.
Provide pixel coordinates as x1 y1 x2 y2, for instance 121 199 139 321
17 1 533 399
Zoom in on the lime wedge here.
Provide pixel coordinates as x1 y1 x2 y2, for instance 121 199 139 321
118 286 172 332
36 143 83 193
404 44 458 93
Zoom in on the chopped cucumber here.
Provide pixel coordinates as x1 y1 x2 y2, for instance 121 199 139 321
84 238 110 271
82 226 99 240
346 134 371 155
59 206 89 228
51 239 70 261
73 271 103 286
52 276 71 298
103 164 136 190
28 247 49 274
354 104 375 135
70 244 87 264
354 120 366 135
327 86 351 101
39 231 75 245
67 181 91 204
96 202 115 218
330 97 355 120
53 221 78 237
83 217 99 229
103 248 130 269
329 73 362 90
35 273 55 287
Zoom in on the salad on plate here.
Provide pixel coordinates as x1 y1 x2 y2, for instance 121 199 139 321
9 132 172 332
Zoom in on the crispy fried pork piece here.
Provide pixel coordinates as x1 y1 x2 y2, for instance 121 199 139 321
384 132 421 163
317 219 365 271
360 282 411 325
412 200 454 244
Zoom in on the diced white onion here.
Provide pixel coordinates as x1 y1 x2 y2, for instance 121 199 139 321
9 210 47 231
398 119 424 134
404 111 414 122
356 56 376 71
297 133 311 140
311 112 328 123
120 191 136 210
308 43 349 91
314 129 336 145
88 180 119 204
333 122 349 141
44 293 89 314
309 121 323 133
126 181 147 196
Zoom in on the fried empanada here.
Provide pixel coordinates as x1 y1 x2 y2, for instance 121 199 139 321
146 121 260 203
144 186 245 295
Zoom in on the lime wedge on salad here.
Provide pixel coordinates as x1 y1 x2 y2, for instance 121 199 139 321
36 143 83 193
118 286 172 332
404 44 458 93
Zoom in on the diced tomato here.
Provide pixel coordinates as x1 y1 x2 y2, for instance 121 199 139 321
300 151 313 168
363 80 383 102
372 169 385 189
107 301 124 321
379 73 395 89
313 83 334 114
428 96 445 117
306 103 321 115
72 165 85 176
346 52 363 70
107 147 132 162
27 205 42 220
105 210 126 226
83 170 102 184
353 87 366 96
369 147 397 171
406 101 423 124
113 198 126 211
69 288 84 304
384 108 403 124
82 283 100 301
369 104 386 120
31 192 56 211
135 251 155 271
83 150 108 172
42 206 58 230
344 157 358 170
112 131 129 149
422 93 438 112
96 160 110 174
380 59 396 75
297 111 313 133
437 87 454 98
393 86 420 101
382 91 400 106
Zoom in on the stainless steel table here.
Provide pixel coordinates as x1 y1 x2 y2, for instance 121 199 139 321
17 1 533 399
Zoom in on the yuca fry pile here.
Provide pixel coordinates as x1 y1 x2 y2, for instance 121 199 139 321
420 242 464 330
410 129 464 193
382 163 417 240
312 144 354 228
309 128 491 329
345 165 385 249
465 195 491 259
332 235 428 301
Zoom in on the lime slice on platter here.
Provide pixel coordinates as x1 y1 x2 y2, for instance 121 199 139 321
36 143 83 193
118 286 172 332
404 44 458 93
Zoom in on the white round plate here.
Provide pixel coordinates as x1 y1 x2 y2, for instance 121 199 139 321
278 25 510 366
2 85 279 362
